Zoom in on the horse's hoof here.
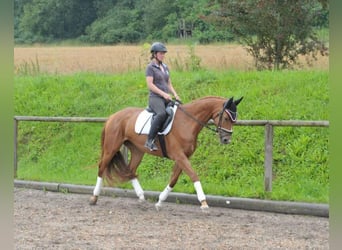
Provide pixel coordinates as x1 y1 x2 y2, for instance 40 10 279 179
138 197 146 203
89 195 98 205
200 204 210 213
155 202 162 211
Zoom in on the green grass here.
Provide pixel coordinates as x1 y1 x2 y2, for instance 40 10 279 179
14 70 329 203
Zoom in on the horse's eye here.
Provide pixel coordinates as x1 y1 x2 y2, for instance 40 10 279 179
224 117 229 121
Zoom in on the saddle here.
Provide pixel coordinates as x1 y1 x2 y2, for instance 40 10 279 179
134 103 178 135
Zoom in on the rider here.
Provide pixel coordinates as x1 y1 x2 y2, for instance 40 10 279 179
144 42 181 151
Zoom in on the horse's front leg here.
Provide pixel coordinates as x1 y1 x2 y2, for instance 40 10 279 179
155 163 182 210
194 181 209 211
175 155 209 212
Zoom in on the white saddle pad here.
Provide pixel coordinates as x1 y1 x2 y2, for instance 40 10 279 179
135 105 178 135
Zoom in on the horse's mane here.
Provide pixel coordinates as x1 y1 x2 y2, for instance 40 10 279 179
184 96 226 107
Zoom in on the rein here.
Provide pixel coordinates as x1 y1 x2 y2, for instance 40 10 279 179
176 102 233 135
177 104 217 133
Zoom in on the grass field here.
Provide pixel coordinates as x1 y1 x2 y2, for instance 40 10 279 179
14 44 329 75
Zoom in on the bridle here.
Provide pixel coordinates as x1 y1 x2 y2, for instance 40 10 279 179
176 101 237 137
214 107 237 137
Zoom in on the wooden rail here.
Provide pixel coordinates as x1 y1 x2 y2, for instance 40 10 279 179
14 116 329 192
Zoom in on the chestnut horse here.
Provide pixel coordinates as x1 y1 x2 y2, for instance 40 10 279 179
89 96 243 211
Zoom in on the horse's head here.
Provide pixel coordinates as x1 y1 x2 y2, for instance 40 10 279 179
213 96 243 144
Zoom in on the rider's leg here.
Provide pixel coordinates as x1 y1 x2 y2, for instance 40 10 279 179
145 96 167 151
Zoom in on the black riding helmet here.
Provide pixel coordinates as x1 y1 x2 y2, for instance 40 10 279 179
150 42 167 53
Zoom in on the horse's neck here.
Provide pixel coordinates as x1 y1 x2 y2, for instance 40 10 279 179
183 96 223 127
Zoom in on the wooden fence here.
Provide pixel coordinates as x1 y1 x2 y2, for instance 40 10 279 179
14 116 329 192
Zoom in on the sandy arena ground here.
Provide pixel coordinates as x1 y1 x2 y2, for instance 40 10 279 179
14 187 328 249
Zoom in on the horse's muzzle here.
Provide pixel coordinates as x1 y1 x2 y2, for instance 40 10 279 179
217 127 233 144
220 135 231 144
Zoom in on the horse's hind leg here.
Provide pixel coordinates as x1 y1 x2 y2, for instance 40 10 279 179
131 178 145 201
89 176 103 205
125 142 145 201
155 163 182 210
90 124 124 205
89 152 115 205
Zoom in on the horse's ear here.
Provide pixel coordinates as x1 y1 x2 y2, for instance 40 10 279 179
224 97 234 109
234 96 244 106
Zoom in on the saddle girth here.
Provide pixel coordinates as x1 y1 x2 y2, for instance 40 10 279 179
158 135 168 158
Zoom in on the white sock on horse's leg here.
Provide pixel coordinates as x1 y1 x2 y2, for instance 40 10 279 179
194 181 206 203
93 176 103 196
157 185 173 204
155 185 173 210
131 178 145 200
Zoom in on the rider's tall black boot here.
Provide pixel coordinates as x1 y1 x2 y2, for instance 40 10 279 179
145 116 163 151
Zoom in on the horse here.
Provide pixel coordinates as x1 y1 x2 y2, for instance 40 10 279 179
89 96 243 211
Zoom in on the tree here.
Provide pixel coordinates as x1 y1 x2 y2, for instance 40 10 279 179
14 0 33 43
137 0 178 41
18 0 96 43
174 0 234 43
207 0 329 70
83 1 143 44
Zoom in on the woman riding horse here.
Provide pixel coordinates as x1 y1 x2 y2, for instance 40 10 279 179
89 96 243 211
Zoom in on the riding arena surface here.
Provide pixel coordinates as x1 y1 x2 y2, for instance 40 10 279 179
14 188 329 249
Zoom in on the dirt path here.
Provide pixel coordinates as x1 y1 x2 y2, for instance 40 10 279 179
14 187 328 249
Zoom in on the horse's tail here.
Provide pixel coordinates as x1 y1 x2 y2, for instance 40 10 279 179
99 125 136 185
105 151 137 184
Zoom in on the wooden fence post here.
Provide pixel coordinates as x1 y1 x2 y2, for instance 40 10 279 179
14 119 18 178
264 123 273 192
